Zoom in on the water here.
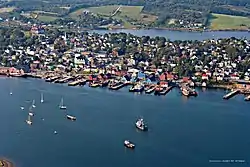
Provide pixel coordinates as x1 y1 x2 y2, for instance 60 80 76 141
0 77 249 167
89 29 250 41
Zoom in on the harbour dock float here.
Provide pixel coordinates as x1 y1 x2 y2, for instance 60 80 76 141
57 76 73 83
158 86 174 95
145 85 156 94
109 82 127 90
68 79 86 86
45 76 60 82
223 89 240 100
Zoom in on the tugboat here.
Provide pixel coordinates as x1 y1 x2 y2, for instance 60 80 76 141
124 140 135 149
135 118 148 131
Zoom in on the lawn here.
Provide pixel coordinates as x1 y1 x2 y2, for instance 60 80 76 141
69 5 157 28
209 13 250 30
37 15 58 22
0 7 15 13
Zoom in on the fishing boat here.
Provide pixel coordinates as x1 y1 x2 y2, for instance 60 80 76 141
41 93 44 103
135 118 148 131
32 100 36 108
124 140 135 149
129 83 144 92
59 97 67 109
66 115 76 121
26 115 32 125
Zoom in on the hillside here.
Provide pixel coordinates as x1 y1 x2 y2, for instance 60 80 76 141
1 0 250 29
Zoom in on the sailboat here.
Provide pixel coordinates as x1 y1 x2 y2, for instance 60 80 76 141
59 97 67 109
32 100 36 108
26 115 32 125
29 105 34 116
41 93 44 103
10 89 12 95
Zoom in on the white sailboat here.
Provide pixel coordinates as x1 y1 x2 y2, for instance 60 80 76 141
29 105 34 116
32 99 36 108
26 115 32 125
41 93 44 103
20 107 24 110
10 89 12 95
59 97 67 109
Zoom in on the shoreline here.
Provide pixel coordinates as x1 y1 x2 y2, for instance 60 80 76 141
93 27 250 33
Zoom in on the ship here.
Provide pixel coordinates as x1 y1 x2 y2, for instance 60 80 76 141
135 118 148 131
129 83 144 92
124 140 135 149
66 115 76 121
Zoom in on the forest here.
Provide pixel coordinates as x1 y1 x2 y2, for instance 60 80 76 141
1 0 250 26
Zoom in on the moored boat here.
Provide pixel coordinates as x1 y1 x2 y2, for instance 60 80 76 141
129 83 144 92
145 85 156 94
124 140 135 149
66 115 76 121
89 81 100 88
180 86 190 96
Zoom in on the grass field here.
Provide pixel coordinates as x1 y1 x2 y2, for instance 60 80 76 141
0 7 15 13
37 15 58 22
209 13 250 30
69 5 157 28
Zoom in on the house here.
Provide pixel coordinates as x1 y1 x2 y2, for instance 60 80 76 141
201 73 208 80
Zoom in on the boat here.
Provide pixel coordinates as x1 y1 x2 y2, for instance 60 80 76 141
20 107 24 110
41 93 44 103
244 95 250 101
154 86 163 95
26 115 32 125
32 100 36 108
135 118 148 131
54 131 57 134
89 81 100 88
180 87 190 96
10 92 12 95
108 81 126 90
66 115 76 121
129 83 144 92
59 97 67 109
124 140 135 149
100 80 110 87
29 112 34 116
145 85 156 94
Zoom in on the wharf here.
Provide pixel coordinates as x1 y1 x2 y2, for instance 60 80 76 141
68 79 86 86
223 89 240 100
159 86 174 95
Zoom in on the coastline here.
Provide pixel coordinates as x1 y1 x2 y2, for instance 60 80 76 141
94 26 250 33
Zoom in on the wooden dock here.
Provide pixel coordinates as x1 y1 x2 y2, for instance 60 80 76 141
223 90 240 100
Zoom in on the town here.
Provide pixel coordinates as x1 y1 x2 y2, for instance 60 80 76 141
1 25 250 100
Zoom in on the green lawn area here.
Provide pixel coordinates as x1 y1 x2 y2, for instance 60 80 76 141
69 5 156 28
37 15 58 22
0 7 15 13
209 13 250 30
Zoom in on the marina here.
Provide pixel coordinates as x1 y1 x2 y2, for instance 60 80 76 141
0 77 249 167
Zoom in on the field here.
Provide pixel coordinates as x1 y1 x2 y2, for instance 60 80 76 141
0 7 15 13
209 13 250 30
69 5 157 28
37 15 58 22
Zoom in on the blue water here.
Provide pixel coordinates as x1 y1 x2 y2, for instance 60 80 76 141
0 77 249 167
89 29 250 41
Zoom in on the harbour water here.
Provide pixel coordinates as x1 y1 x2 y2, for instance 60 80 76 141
0 77 249 167
89 29 250 41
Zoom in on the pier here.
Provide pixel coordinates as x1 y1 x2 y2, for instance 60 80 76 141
223 89 240 100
